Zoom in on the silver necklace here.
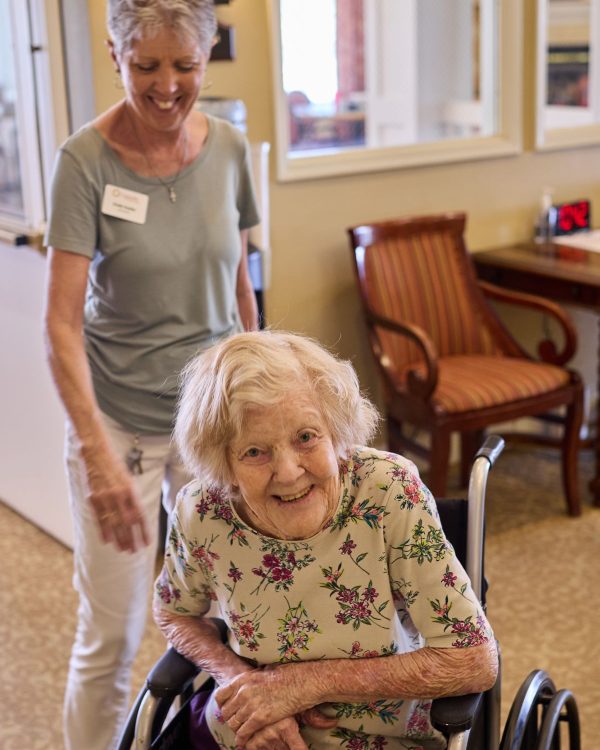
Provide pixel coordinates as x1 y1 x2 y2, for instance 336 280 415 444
128 112 188 203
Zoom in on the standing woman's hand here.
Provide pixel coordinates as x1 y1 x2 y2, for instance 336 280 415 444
83 445 149 553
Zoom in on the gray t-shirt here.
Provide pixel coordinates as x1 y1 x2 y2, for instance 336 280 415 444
45 115 259 434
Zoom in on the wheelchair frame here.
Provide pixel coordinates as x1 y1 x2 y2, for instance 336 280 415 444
117 435 581 750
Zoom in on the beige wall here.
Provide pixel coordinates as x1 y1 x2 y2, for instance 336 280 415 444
86 0 600 414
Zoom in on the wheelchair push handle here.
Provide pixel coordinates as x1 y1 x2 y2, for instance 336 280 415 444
475 435 505 469
467 435 504 602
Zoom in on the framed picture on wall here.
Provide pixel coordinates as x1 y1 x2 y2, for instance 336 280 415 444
547 45 589 106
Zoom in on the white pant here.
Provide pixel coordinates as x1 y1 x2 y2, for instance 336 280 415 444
63 414 190 750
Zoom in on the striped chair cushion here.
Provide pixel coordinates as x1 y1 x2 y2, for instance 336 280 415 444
401 355 571 413
365 229 501 371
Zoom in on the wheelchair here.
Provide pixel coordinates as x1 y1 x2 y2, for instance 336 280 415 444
117 436 581 750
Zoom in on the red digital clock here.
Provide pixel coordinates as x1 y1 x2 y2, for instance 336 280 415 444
553 199 591 236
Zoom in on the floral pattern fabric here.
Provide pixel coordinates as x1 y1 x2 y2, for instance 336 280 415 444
154 448 493 750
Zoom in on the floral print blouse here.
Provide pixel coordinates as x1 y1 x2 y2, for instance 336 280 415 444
154 448 493 750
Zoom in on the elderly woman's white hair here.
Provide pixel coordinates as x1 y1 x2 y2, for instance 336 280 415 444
175 330 380 486
107 0 217 56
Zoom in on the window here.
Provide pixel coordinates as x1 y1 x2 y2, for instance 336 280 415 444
0 0 69 244
269 0 522 181
0 3 24 220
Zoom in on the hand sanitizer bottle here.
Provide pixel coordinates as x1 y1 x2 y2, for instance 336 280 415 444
534 188 556 244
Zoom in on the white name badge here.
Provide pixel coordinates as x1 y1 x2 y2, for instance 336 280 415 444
101 184 149 224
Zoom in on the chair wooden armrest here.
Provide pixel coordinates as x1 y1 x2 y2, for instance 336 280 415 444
478 280 577 366
366 310 439 399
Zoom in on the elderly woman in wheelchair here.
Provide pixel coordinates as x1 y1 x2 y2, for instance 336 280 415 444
152 330 498 750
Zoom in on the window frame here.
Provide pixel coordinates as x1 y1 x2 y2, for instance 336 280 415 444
0 0 69 243
535 0 600 151
268 0 523 182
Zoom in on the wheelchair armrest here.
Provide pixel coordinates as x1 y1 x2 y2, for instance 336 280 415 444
430 692 482 733
147 618 227 698
146 647 200 699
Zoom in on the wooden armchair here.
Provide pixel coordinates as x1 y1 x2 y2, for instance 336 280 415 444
348 213 584 515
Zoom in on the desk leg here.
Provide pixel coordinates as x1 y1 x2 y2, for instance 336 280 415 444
589 316 600 505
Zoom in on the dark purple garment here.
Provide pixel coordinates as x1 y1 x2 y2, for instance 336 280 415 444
188 689 221 750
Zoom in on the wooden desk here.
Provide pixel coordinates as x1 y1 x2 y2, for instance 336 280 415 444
474 240 600 501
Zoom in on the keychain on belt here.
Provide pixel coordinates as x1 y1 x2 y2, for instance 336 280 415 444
126 434 144 475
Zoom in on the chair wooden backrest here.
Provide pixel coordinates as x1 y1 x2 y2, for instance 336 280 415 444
350 213 503 379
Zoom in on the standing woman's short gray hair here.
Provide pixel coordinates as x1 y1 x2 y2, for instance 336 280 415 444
107 0 218 56
175 330 380 487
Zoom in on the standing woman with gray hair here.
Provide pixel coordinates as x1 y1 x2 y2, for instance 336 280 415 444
43 1 259 747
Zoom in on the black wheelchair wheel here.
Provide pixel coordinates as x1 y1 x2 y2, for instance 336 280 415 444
533 689 581 750
499 670 556 750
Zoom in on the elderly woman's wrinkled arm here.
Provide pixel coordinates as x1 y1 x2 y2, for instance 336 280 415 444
153 605 337 750
153 604 254 685
215 638 498 747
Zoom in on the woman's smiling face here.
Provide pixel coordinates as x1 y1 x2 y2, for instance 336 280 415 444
114 27 207 133
229 388 341 540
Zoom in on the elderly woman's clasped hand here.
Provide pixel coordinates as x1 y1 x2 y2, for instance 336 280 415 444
220 711 334 750
216 662 336 749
